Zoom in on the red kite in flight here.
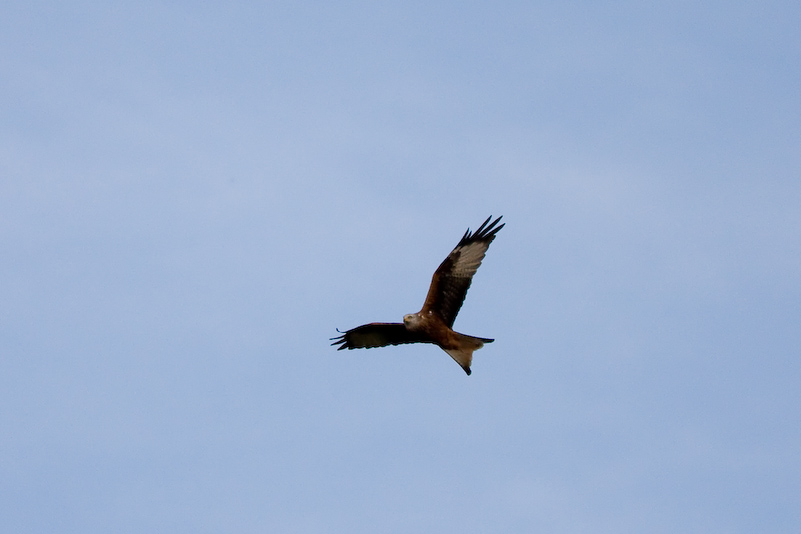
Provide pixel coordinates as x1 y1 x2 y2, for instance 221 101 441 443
331 215 504 375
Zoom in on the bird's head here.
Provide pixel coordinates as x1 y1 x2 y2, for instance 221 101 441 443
403 313 421 329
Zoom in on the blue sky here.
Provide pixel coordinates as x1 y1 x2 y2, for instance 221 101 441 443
2 1 800 532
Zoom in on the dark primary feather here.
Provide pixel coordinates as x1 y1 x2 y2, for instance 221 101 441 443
330 322 434 350
422 215 504 327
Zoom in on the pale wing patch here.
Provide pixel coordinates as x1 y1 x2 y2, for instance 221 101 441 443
450 242 490 277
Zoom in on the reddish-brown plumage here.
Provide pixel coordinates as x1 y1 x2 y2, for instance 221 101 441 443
331 215 503 375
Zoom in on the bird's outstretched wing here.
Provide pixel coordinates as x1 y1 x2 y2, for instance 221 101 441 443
420 215 504 327
330 323 434 350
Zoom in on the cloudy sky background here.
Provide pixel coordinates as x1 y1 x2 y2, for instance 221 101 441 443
2 1 800 532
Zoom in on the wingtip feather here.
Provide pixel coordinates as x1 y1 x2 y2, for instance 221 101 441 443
459 215 504 245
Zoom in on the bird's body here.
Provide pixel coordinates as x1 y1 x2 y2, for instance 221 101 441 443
331 215 504 375
402 310 494 374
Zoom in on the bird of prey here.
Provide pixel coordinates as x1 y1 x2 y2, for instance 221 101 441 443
331 215 504 375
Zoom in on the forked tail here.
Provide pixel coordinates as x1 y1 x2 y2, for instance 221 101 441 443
443 333 494 375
